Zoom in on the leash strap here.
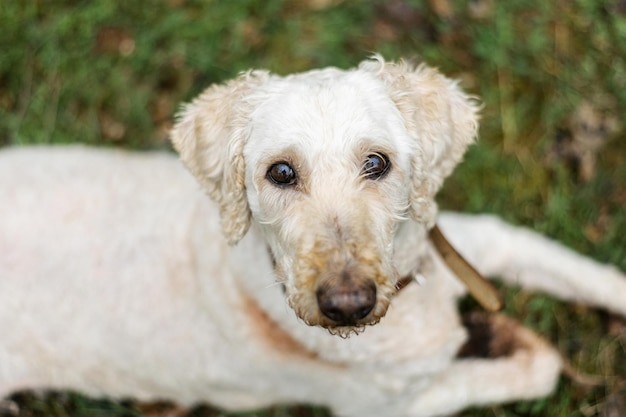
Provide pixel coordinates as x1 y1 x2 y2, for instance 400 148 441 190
429 224 504 312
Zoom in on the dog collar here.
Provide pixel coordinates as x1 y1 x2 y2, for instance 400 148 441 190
395 276 414 292
389 225 504 313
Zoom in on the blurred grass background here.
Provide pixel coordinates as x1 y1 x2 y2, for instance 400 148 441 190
1 0 625 416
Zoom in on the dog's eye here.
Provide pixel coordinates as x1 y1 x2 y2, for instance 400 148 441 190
362 153 390 180
267 162 297 186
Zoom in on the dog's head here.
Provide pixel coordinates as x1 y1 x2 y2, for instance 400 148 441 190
171 57 479 336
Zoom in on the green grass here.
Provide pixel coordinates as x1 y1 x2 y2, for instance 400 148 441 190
1 0 625 416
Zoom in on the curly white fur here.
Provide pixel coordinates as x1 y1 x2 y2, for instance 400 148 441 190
1 57 625 416
171 57 480 333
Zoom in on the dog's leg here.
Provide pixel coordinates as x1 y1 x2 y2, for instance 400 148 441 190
400 313 562 417
438 212 626 317
329 315 561 417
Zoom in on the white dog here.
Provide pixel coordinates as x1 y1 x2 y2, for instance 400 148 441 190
1 57 625 417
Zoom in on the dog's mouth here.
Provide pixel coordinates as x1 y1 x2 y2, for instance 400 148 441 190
283 283 391 337
320 274 414 317
280 268 402 337
269 237 400 336
313 275 415 336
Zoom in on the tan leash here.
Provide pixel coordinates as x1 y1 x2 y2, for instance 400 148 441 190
429 224 504 312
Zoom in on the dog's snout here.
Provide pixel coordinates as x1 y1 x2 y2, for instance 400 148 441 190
316 279 376 325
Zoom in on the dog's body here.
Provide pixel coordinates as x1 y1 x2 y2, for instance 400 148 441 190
1 58 625 416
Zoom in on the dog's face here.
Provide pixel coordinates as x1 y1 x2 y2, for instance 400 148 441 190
171 57 479 336
243 70 414 333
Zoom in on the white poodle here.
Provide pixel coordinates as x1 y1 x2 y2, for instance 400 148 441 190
1 57 625 417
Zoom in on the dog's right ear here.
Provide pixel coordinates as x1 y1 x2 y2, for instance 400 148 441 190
170 71 269 245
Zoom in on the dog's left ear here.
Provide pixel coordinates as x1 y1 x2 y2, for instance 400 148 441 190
360 57 480 226
171 71 269 245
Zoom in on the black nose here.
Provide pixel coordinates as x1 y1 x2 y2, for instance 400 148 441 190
316 279 376 325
